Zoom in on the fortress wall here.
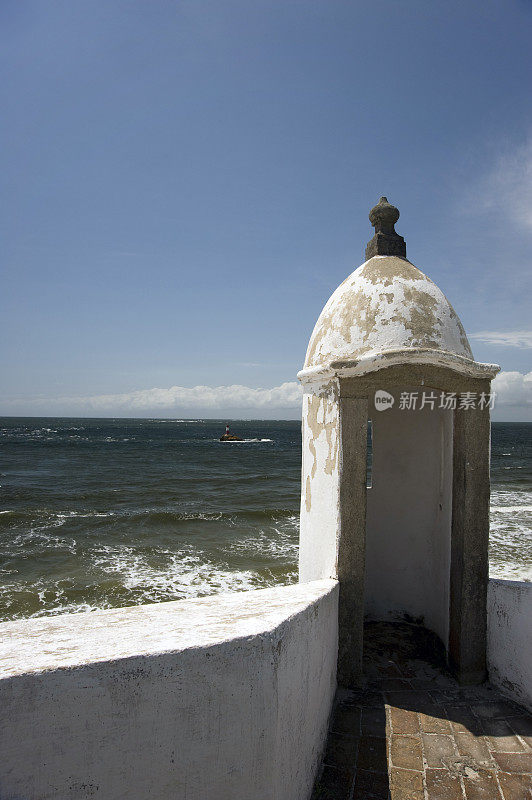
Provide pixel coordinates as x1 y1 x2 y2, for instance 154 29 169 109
0 580 338 800
487 578 532 712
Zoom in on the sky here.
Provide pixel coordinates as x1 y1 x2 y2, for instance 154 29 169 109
1 0 531 420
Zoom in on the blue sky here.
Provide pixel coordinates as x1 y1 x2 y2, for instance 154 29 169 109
1 0 531 419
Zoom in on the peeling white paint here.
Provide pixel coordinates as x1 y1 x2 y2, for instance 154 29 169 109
299 385 341 582
300 256 499 381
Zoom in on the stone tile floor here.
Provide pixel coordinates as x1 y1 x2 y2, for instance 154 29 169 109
312 622 532 800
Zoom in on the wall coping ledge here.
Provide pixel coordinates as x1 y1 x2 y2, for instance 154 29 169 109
0 579 338 679
298 348 499 384
489 577 532 590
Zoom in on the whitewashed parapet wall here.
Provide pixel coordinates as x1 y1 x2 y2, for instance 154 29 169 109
487 579 532 712
0 580 338 800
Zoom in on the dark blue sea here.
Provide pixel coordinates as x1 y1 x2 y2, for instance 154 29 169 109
0 419 530 621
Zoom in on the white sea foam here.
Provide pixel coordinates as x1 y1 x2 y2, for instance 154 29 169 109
491 506 532 513
489 562 532 582
56 511 115 519
489 486 532 581
90 544 271 603
217 438 273 443
31 601 102 618
491 489 532 506
229 532 299 560
11 528 78 554
150 419 205 423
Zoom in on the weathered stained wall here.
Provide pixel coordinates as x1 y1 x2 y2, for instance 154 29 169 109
304 255 473 371
365 389 453 647
487 579 532 712
299 381 341 582
0 580 338 800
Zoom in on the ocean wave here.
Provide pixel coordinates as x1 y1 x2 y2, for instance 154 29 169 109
224 525 299 560
489 499 532 582
10 529 78 554
31 601 103 618
491 488 532 505
90 544 278 604
56 511 115 519
0 507 297 533
0 579 104 620
489 563 532 582
0 509 115 524
4 427 59 437
145 507 295 522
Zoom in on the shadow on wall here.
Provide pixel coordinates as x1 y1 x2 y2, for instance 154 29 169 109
311 622 532 800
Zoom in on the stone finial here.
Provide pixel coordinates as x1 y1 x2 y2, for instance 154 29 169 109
365 196 406 260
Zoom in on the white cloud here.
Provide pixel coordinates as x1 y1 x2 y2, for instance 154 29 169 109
470 330 532 349
1 382 304 415
476 138 532 232
492 371 532 407
3 374 532 418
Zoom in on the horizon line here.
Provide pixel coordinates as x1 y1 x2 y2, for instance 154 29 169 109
0 414 530 423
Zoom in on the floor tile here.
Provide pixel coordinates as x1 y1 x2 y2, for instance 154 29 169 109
493 752 532 774
485 720 527 753
310 622 532 800
352 768 390 799
419 710 453 734
497 771 532 800
455 731 496 767
357 735 388 773
425 767 463 800
389 706 420 735
421 733 457 768
323 731 359 769
389 766 423 791
312 765 354 799
471 702 523 720
447 706 485 736
361 707 387 738
390 734 423 770
331 705 361 736
463 768 502 799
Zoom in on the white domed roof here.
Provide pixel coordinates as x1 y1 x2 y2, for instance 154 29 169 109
301 255 497 380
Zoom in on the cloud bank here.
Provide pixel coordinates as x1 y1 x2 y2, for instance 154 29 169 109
0 382 303 417
76 382 303 411
492 370 532 409
470 331 532 349
1 373 531 419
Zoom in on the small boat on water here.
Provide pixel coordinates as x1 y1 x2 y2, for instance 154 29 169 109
219 424 243 442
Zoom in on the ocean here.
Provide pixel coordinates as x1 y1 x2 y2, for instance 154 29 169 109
0 418 530 622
